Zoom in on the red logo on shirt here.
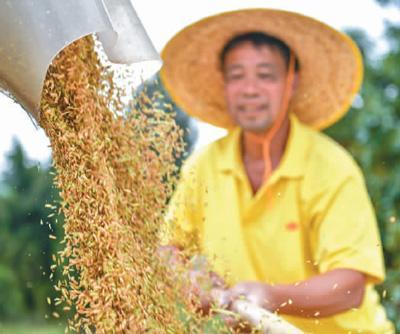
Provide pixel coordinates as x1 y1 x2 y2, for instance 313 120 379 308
286 222 299 231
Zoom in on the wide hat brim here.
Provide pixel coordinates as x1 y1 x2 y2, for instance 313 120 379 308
160 9 363 130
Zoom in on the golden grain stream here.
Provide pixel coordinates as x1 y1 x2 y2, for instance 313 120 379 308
39 36 210 333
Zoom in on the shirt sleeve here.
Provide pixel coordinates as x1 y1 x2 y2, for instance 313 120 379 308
160 156 204 251
309 170 386 284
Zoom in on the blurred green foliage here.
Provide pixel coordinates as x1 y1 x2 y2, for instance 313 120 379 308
0 322 63 334
0 141 62 322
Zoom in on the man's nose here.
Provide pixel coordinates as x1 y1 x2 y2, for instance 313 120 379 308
242 79 259 97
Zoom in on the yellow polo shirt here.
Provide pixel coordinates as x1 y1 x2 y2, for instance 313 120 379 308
164 114 394 333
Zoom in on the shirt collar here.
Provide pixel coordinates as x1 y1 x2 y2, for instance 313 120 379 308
217 113 310 181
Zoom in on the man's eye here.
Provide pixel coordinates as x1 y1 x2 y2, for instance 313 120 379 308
259 73 275 80
226 73 243 81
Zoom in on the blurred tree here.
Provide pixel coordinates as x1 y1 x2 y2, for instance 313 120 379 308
325 2 400 327
0 140 61 320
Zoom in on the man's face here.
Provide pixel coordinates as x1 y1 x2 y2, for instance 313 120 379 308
223 42 290 133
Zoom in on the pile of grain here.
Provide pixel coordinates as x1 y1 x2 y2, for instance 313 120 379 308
39 36 204 333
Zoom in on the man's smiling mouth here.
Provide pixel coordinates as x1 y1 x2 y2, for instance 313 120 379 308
238 104 269 113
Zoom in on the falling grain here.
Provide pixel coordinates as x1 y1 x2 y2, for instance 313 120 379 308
39 36 204 333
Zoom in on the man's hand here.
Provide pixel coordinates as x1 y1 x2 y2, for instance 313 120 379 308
157 246 228 314
186 268 228 315
220 281 278 311
210 287 258 333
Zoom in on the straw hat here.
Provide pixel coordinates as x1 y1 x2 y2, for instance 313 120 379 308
160 9 363 130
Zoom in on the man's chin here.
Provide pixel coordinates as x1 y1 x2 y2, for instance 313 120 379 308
239 121 272 134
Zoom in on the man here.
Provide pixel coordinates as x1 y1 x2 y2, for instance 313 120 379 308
160 9 394 333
